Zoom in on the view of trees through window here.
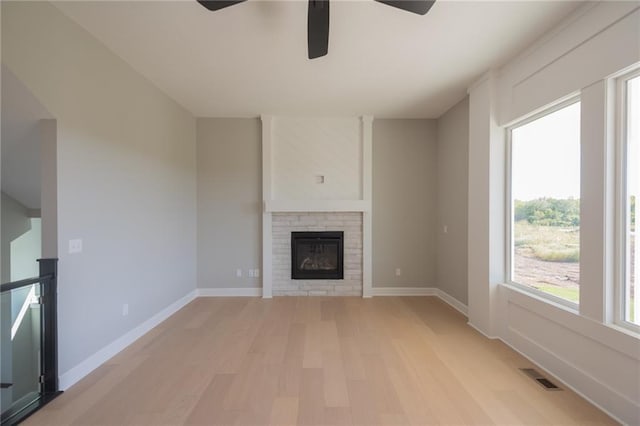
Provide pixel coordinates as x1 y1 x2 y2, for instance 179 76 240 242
511 101 581 303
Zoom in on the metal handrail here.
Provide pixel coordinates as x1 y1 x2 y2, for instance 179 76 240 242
0 274 54 293
1 258 60 426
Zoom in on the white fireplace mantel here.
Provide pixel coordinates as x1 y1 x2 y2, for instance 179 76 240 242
261 115 373 298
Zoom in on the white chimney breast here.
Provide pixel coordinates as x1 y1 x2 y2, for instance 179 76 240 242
272 117 362 201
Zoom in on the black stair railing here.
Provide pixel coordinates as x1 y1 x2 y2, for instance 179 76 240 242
0 258 61 425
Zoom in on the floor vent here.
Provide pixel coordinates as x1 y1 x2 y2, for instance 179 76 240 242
519 368 562 391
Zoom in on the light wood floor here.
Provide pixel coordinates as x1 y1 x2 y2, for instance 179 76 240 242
25 297 615 425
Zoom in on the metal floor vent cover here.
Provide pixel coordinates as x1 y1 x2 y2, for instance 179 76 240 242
519 368 562 391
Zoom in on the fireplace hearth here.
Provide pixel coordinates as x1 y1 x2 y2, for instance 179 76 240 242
291 231 344 280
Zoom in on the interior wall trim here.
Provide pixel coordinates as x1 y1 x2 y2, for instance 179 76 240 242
197 287 262 297
58 289 198 390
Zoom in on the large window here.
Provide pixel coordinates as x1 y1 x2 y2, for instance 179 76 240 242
509 100 581 305
618 70 640 328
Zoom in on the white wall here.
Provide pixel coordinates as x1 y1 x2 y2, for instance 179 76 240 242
372 119 437 288
196 118 262 289
468 3 640 423
10 218 41 283
496 3 640 126
271 117 362 201
2 1 197 384
436 97 469 304
1 192 38 283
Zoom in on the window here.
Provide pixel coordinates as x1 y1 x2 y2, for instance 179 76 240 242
508 100 581 305
618 69 640 328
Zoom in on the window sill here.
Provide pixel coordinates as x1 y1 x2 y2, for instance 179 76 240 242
607 321 640 340
500 281 579 313
500 283 640 359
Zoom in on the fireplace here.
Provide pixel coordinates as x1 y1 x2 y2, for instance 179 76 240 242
291 231 344 280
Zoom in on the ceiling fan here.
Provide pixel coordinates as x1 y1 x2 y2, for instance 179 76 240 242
197 0 435 59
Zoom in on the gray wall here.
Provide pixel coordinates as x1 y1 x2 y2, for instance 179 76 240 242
436 97 469 304
40 119 58 259
197 119 262 288
372 119 438 287
2 2 197 376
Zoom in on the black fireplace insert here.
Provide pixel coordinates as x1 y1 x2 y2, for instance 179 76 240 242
291 231 344 280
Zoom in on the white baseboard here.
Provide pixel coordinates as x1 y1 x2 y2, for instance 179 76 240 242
467 321 499 340
58 286 466 392
197 287 262 297
502 328 632 426
370 286 437 296
59 289 197 390
56 284 633 424
371 287 470 318
436 289 469 316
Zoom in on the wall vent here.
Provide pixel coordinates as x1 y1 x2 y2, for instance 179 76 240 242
519 368 562 391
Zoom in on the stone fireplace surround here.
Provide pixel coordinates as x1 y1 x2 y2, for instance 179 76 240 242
261 115 373 297
273 212 363 296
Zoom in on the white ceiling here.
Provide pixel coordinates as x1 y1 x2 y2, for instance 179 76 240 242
54 0 582 118
1 65 53 209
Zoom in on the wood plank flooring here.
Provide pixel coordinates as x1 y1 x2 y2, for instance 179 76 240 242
24 297 616 425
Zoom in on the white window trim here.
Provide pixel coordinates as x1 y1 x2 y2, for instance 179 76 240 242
505 96 581 310
614 67 640 333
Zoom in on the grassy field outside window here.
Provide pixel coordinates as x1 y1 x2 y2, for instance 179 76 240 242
509 100 581 304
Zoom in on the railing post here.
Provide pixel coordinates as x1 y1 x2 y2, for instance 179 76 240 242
38 258 58 394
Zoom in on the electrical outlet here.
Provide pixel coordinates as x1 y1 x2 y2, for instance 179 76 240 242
122 303 129 316
236 269 242 278
248 269 254 278
254 269 260 278
69 238 83 254
443 225 448 234
395 268 402 276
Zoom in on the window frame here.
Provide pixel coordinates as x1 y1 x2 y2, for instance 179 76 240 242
614 67 640 333
505 96 582 310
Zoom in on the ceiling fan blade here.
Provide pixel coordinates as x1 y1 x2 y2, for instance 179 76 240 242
374 0 435 15
197 0 247 12
308 0 330 59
